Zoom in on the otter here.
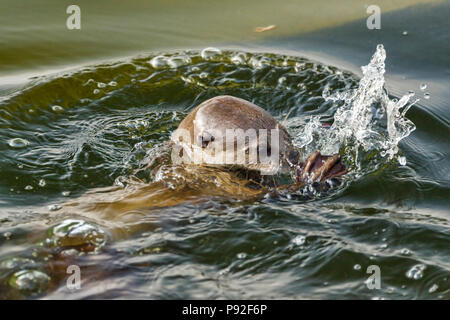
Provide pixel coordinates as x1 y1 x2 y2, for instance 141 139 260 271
170 95 348 194
58 95 348 228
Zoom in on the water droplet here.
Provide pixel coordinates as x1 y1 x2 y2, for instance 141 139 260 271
236 252 247 259
406 264 426 280
398 156 406 165
199 72 208 79
428 284 438 293
292 235 306 246
62 191 71 197
51 105 64 113
9 270 50 293
108 81 117 87
8 138 30 149
231 52 247 65
38 179 46 187
97 82 106 88
353 264 361 271
48 204 62 211
402 31 408 36
3 232 12 240
149 55 168 68
93 89 100 94
201 47 222 60
424 92 430 99
420 83 427 91
24 185 33 191
400 248 411 256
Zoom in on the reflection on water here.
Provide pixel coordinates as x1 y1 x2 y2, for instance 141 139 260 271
0 46 448 299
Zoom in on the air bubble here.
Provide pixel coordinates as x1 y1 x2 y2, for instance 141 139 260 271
24 185 33 191
9 270 50 293
38 179 46 187
353 264 361 271
8 138 30 149
47 219 107 252
51 105 64 113
406 264 426 280
292 235 306 245
48 204 62 211
236 252 247 259
420 83 427 91
201 47 222 60
167 56 191 68
149 55 168 68
400 248 411 256
424 92 430 99
428 284 438 293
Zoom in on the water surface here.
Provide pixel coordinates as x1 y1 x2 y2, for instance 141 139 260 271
0 1 449 300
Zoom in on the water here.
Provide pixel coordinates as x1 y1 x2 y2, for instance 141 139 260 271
0 1 449 300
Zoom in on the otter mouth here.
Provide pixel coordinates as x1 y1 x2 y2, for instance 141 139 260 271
296 151 348 184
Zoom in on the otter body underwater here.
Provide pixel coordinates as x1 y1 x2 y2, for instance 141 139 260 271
61 95 348 223
169 95 348 197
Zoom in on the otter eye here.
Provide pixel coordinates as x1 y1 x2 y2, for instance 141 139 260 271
198 133 214 148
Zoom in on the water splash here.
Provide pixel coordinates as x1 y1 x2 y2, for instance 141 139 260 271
295 45 416 175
